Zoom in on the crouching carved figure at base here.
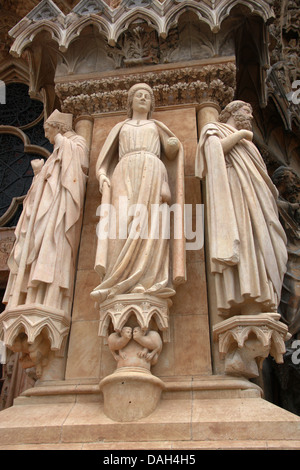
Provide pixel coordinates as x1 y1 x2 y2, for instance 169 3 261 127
108 326 163 369
196 100 290 378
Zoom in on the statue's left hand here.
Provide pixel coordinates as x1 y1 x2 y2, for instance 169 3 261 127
166 137 179 159
99 174 111 193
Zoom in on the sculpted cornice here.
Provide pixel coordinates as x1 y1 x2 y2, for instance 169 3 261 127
55 60 236 116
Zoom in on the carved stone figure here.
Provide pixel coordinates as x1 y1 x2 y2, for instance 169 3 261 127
196 100 288 317
91 83 185 304
133 326 162 365
1 110 88 378
107 325 163 367
11 331 50 379
213 313 290 379
3 110 88 314
272 166 300 337
108 326 132 361
101 322 165 421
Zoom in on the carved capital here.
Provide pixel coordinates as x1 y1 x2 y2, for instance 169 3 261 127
99 293 170 342
9 330 50 379
0 304 70 354
213 314 291 378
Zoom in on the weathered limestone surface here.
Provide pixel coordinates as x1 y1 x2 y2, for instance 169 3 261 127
66 105 212 382
0 0 300 450
1 387 300 449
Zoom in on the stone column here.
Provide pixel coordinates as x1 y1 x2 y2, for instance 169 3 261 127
74 115 94 152
196 101 221 134
196 100 222 374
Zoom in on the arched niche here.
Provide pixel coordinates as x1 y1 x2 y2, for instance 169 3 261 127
55 25 115 77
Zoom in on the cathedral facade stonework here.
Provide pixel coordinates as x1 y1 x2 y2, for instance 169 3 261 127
0 0 299 450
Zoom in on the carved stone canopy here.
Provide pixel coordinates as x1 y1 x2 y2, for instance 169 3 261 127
99 294 171 343
5 0 276 114
9 0 276 56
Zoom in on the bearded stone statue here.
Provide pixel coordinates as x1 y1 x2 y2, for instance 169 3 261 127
196 100 288 318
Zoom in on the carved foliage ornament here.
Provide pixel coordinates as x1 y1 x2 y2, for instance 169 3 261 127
55 62 236 116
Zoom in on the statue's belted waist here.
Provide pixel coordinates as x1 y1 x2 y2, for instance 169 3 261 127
120 151 159 160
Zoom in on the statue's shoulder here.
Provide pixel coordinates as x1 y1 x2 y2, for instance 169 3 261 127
152 119 176 139
102 119 128 145
202 122 221 134
152 119 168 130
109 119 130 135
200 121 232 140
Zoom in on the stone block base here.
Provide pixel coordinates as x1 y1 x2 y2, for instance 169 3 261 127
0 376 300 449
99 367 165 422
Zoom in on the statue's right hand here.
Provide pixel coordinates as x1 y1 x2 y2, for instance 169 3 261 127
99 174 110 193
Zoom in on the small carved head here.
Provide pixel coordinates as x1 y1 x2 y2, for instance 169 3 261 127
44 110 73 143
272 166 300 199
133 326 146 337
121 326 133 338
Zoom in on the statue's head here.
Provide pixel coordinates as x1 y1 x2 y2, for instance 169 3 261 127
121 326 132 338
127 83 155 119
133 326 142 336
219 100 253 131
44 110 73 143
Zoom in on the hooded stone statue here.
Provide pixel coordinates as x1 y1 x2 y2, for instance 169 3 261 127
3 110 89 315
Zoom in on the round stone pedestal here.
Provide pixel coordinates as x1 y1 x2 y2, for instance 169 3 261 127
99 367 165 422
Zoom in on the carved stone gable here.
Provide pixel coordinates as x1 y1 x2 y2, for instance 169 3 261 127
27 0 64 21
73 0 104 15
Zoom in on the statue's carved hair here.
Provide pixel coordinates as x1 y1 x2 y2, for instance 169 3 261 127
46 122 72 133
219 100 252 123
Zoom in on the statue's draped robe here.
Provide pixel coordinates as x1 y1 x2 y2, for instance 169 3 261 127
4 131 88 311
92 119 185 302
196 122 287 315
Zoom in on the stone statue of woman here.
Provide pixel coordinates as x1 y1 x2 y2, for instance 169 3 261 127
91 83 185 304
3 110 88 315
196 100 288 317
